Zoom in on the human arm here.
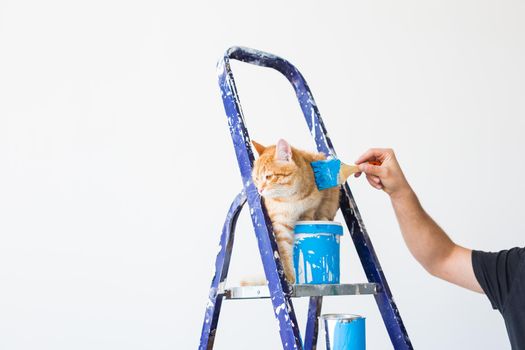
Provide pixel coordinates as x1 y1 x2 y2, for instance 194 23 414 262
355 148 483 293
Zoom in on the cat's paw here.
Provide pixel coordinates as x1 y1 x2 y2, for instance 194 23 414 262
240 276 268 286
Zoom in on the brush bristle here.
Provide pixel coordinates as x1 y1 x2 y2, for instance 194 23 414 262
310 159 341 190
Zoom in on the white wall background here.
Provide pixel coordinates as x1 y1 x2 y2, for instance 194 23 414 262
1 1 524 349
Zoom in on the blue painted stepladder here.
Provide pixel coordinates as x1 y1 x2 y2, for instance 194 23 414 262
199 47 413 350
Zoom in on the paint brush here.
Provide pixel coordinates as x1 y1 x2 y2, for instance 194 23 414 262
310 159 381 190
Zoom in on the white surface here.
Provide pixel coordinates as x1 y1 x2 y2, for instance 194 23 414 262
1 1 524 349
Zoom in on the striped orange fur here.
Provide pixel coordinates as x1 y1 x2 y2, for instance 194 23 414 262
249 139 340 284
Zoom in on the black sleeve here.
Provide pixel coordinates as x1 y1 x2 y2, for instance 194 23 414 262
472 247 524 311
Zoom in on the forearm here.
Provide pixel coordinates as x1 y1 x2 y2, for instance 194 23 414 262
356 148 481 291
390 188 456 276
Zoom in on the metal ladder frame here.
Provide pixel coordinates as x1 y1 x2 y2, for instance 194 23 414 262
199 46 413 350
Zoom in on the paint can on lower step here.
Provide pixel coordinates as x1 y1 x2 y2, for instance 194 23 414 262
320 314 366 350
293 221 343 284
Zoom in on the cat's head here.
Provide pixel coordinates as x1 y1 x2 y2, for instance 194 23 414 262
251 139 303 199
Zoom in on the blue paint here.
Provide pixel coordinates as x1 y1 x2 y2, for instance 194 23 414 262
334 318 365 350
293 221 343 284
322 314 365 350
310 159 341 190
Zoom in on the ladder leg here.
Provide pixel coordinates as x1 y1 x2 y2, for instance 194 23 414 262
249 191 304 349
199 192 246 350
304 296 323 350
218 51 303 350
340 185 413 350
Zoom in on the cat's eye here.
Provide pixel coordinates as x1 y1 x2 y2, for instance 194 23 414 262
265 174 273 180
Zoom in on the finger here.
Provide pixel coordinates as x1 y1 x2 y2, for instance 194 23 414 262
366 174 380 184
358 163 385 177
366 176 383 190
366 176 377 187
355 148 388 164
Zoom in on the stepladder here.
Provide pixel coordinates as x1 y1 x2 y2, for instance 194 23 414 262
199 46 413 350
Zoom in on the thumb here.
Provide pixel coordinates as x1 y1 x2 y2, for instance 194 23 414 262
358 163 384 177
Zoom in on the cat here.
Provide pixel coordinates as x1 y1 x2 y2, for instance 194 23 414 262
244 139 340 285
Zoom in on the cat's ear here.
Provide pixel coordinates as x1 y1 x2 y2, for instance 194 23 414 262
275 139 292 162
252 140 266 156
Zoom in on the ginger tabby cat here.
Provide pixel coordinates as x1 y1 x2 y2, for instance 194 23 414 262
249 139 340 285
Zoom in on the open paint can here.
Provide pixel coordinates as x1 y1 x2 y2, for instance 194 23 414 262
293 221 343 284
321 314 365 350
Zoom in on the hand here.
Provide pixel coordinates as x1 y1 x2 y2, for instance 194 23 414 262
354 148 412 199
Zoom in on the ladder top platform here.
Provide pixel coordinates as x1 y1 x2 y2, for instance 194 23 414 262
223 283 378 300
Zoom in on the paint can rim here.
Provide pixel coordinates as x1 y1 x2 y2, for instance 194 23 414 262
294 221 343 235
320 313 365 323
294 233 339 238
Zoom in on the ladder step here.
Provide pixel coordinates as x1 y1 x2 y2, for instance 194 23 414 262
222 283 378 300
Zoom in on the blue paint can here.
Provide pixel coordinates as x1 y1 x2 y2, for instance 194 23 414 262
293 221 343 284
321 314 366 350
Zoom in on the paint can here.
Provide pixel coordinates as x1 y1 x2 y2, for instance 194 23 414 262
320 314 366 350
293 221 343 284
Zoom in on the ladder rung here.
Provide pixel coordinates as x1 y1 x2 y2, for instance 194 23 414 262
222 283 378 300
